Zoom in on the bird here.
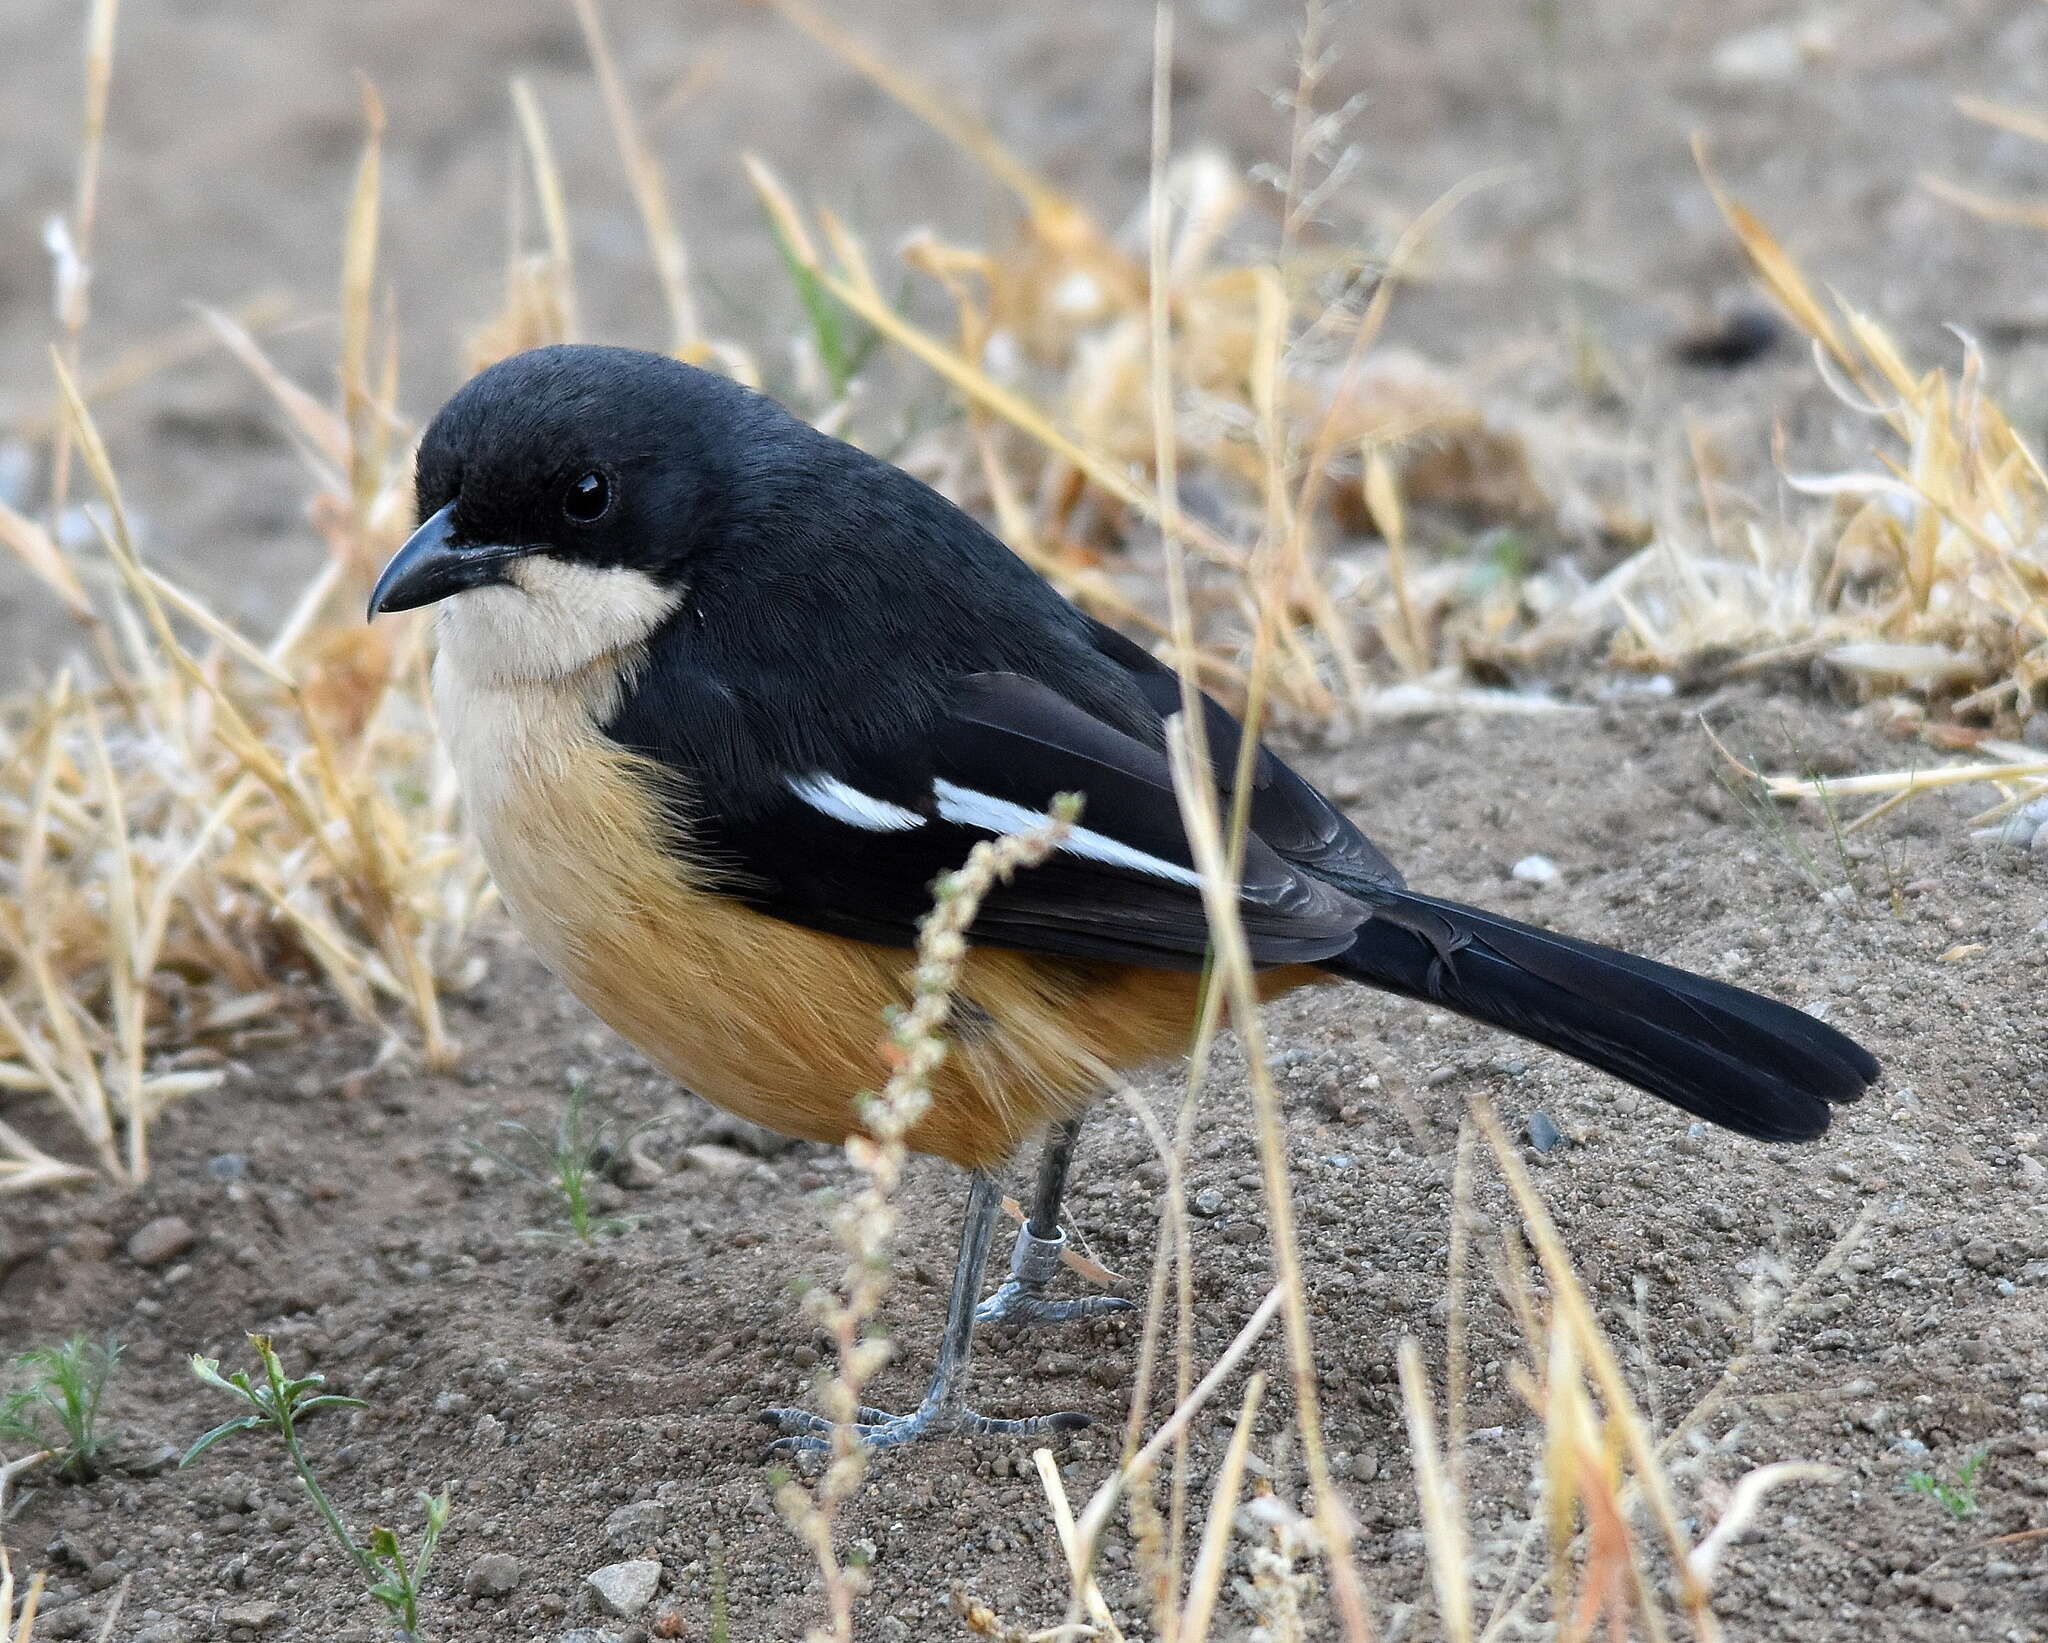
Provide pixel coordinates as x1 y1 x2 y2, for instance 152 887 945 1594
369 343 1879 1451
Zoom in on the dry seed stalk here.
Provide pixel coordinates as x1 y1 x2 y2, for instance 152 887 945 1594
774 799 1077 1643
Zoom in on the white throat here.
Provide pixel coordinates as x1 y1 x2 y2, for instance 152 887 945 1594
434 555 683 689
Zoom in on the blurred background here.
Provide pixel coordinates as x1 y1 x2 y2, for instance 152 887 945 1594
3 0 2047 674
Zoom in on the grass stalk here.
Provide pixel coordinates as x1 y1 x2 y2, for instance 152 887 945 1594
774 800 1079 1643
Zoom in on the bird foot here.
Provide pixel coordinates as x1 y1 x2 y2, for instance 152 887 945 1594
759 1401 1090 1455
975 1224 1133 1327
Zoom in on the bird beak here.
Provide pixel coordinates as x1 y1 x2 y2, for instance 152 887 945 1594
367 503 526 618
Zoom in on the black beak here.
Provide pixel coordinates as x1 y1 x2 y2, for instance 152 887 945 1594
367 504 525 618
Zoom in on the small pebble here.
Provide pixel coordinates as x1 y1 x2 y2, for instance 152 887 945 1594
680 1143 750 1176
0 440 32 509
586 1559 662 1619
126 1216 196 1267
1524 1111 1565 1154
1993 797 2048 848
464 1552 523 1597
112 1439 180 1476
1702 1203 1739 1233
207 1154 247 1181
1510 854 1560 886
1672 307 1781 370
603 1500 671 1553
1711 20 1810 84
1191 1187 1225 1218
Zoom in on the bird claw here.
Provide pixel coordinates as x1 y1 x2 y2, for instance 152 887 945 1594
973 1223 1131 1328
759 1401 1090 1455
975 1281 1134 1327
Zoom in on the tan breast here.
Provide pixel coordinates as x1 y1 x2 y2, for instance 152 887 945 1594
431 638 1322 1170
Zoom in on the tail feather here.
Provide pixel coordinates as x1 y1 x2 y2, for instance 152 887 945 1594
1326 889 1877 1142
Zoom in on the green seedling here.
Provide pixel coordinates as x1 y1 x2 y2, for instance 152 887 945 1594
470 1079 659 1242
1709 720 1912 916
1903 1447 1988 1520
0 1336 121 1480
185 1335 450 1638
759 201 882 402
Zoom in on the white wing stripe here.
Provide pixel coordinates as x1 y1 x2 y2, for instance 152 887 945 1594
788 774 925 832
933 779 1203 887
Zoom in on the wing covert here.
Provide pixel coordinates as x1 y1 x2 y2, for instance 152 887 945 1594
652 669 1366 970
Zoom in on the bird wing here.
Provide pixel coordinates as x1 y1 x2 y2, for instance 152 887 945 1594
1081 619 1405 891
651 667 1368 970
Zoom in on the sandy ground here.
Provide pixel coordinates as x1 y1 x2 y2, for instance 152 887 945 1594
6 688 2047 1642
4 2 2048 1641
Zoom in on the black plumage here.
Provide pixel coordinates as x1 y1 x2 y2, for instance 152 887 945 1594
377 344 1880 1449
435 346 1860 1147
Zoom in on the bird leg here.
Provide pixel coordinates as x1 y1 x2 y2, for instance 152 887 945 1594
976 1116 1134 1327
761 1169 1094 1452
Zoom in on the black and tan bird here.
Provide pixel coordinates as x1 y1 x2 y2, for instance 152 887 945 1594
370 344 1879 1450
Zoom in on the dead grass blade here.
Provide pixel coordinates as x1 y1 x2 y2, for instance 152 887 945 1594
571 0 700 359
43 0 120 532
2 88 487 1189
1399 1338 1474 1643
1920 173 2048 230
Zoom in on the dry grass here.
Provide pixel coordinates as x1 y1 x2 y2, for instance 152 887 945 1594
0 0 1994 1637
1543 143 2048 726
0 1451 52 1642
949 1094 1861 1643
0 91 488 1193
4 0 2033 1199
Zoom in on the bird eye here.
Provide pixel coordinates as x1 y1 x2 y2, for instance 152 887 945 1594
562 470 611 523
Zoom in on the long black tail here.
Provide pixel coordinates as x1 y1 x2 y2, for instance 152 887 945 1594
1325 888 1877 1141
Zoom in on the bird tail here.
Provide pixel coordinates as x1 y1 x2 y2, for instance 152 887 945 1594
1324 888 1877 1141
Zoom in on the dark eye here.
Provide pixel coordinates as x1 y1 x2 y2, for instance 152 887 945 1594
562 470 611 524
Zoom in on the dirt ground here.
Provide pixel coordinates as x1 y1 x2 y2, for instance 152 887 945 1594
4 2 2048 1641
6 689 2047 1642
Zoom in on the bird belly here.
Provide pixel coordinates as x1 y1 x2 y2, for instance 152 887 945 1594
433 661 1307 1170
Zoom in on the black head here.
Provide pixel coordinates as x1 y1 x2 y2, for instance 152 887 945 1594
368 345 778 620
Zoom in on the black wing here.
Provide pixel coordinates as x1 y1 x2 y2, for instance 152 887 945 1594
634 666 1368 971
1082 620 1404 891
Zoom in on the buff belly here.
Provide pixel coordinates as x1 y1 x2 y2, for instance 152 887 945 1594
434 647 1323 1172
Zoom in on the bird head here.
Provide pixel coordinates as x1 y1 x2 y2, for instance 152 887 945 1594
368 345 766 682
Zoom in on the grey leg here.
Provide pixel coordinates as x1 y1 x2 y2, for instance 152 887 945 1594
976 1117 1134 1327
760 1170 1094 1453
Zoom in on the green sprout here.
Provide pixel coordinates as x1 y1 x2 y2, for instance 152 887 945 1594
1903 1447 1989 1520
0 1336 122 1480
469 1079 656 1242
758 200 882 401
185 1335 450 1637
